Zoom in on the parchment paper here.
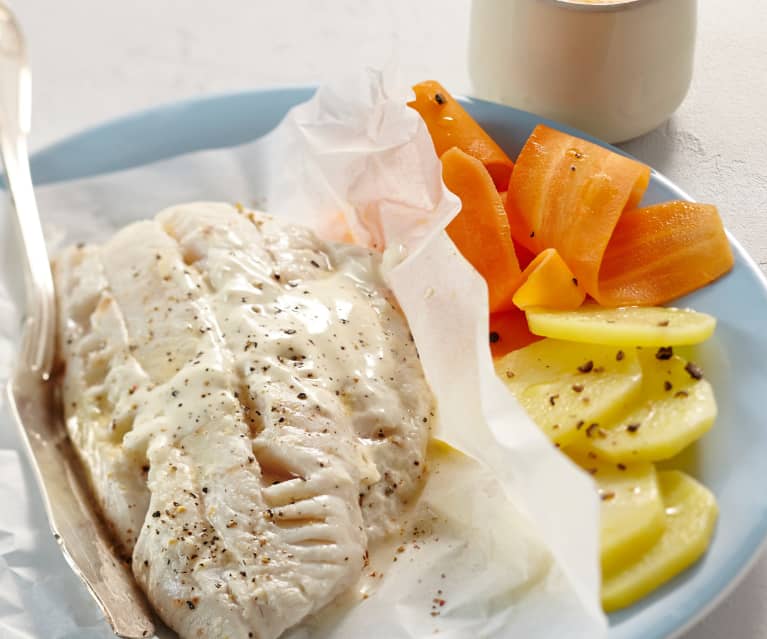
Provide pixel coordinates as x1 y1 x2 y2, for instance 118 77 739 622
0 67 607 639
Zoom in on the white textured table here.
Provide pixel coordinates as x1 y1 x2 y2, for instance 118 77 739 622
14 1 767 637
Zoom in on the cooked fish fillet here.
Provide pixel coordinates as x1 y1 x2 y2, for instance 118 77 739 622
55 244 151 552
54 203 433 639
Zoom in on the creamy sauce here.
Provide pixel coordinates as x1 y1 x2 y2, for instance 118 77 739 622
564 0 636 4
54 202 433 639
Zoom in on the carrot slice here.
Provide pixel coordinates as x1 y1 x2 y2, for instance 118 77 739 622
512 248 586 310
597 201 734 306
410 80 514 191
501 192 540 269
442 147 521 312
506 124 650 297
513 240 537 271
490 307 542 358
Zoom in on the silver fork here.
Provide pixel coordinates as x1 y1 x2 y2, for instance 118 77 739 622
0 5 155 637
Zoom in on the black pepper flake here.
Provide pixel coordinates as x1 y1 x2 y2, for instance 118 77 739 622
152 511 161 518
549 394 559 406
601 490 616 502
572 383 584 393
675 390 690 398
297 392 308 400
434 92 446 105
657 320 670 327
655 346 674 360
202 487 208 493
685 362 704 380
617 463 627 471
489 331 500 344
572 277 579 286
664 380 673 391
626 422 641 433
577 360 594 373
616 350 625 361
529 230 535 238
284 328 297 335
186 600 196 610
310 260 320 268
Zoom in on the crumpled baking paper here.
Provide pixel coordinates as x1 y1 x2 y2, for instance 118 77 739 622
0 67 607 638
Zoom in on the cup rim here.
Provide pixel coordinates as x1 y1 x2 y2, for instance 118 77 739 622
544 0 661 12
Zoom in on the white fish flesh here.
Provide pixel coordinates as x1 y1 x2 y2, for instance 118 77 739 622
54 202 433 639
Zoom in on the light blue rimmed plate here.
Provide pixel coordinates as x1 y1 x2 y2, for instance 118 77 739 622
21 89 767 638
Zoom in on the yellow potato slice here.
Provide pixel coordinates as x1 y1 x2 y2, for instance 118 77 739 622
581 349 716 463
568 451 665 576
526 304 716 347
495 339 642 446
602 470 718 612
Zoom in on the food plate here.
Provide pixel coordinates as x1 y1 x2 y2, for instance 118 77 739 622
11 88 767 639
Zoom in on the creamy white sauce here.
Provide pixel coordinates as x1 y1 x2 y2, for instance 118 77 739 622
54 202 433 639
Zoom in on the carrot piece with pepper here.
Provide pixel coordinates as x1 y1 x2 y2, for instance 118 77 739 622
489 307 542 358
597 201 734 306
410 80 515 191
512 248 586 310
441 146 521 313
506 124 651 298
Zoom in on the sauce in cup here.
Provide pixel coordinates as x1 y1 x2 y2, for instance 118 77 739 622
468 0 697 143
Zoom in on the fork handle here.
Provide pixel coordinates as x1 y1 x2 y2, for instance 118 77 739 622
0 24 55 379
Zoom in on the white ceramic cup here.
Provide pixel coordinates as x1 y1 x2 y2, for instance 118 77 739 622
469 0 697 143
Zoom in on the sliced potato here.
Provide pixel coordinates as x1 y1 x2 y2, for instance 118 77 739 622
495 339 642 446
569 451 665 576
602 471 718 612
526 304 716 347
580 349 716 463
